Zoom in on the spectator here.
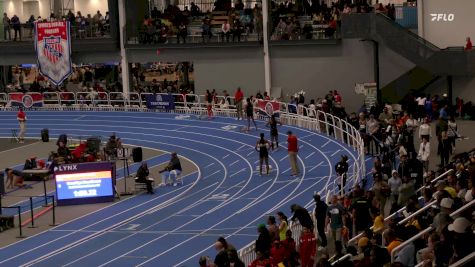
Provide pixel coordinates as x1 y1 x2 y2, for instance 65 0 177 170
290 204 313 230
10 14 20 41
438 131 452 167
314 194 328 247
255 224 271 256
177 22 187 44
3 13 11 40
269 240 286 265
418 118 431 141
398 175 415 207
393 226 418 267
227 249 245 267
418 137 431 174
213 241 229 267
221 20 231 42
267 216 279 241
465 37 472 50
388 170 402 208
201 19 212 42
433 197 454 233
276 211 288 241
326 195 346 246
299 226 317 267
350 188 372 235
281 230 297 266
248 251 271 267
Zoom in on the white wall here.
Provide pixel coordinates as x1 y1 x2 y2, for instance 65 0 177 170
74 0 109 17
418 0 475 48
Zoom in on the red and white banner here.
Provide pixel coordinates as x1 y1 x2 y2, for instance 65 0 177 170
35 21 73 86
257 99 281 117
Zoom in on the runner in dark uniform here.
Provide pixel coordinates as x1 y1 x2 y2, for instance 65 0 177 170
246 98 257 131
266 114 282 149
256 133 270 175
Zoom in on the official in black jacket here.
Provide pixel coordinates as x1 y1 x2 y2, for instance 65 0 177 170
335 155 349 193
290 204 314 230
314 194 328 247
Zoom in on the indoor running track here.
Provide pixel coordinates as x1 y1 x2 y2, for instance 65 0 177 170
0 111 359 267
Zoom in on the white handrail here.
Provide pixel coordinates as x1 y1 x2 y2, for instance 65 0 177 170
348 168 455 246
391 199 475 263
397 200 437 225
449 250 475 267
416 169 453 193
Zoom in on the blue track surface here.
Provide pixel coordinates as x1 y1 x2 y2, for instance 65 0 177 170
0 111 364 267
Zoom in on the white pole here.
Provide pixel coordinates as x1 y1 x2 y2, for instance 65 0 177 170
118 0 131 99
261 0 272 96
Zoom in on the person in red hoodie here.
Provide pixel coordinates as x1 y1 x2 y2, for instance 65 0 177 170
281 230 297 267
248 251 272 267
270 240 286 266
299 226 317 267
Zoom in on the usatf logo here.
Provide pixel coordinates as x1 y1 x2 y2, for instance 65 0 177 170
43 36 64 64
430 13 455 22
156 94 163 102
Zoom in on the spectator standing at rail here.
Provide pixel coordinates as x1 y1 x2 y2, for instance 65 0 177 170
418 137 431 174
289 204 314 230
10 14 21 41
3 13 11 41
266 114 282 149
465 37 472 50
235 87 244 120
287 131 299 176
267 216 279 241
213 241 229 267
17 108 27 143
299 226 317 267
277 211 288 241
314 194 328 247
255 224 272 257
256 133 271 176
326 195 346 247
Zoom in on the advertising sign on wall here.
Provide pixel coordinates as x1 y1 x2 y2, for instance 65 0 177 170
145 94 175 110
418 0 475 48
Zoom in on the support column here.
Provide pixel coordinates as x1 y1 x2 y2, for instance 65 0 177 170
447 75 453 107
262 0 272 96
53 0 63 17
118 0 131 98
373 40 381 106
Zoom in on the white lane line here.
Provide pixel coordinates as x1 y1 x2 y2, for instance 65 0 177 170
74 115 86 121
280 155 288 162
202 170 221 180
237 144 246 150
308 161 324 173
321 140 331 148
229 169 246 178
281 167 291 174
204 163 215 169
229 160 239 167
331 149 341 157
223 154 230 159
246 151 254 157
305 152 315 159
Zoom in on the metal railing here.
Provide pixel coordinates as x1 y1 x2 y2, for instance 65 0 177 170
449 250 475 267
416 169 453 193
391 199 475 263
347 168 454 246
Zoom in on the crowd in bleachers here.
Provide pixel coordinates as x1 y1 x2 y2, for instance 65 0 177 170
138 1 262 44
197 88 475 267
2 10 110 41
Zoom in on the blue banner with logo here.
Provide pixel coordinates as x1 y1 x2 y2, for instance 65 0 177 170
145 94 175 110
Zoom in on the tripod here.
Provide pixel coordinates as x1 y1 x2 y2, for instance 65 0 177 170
119 148 133 196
